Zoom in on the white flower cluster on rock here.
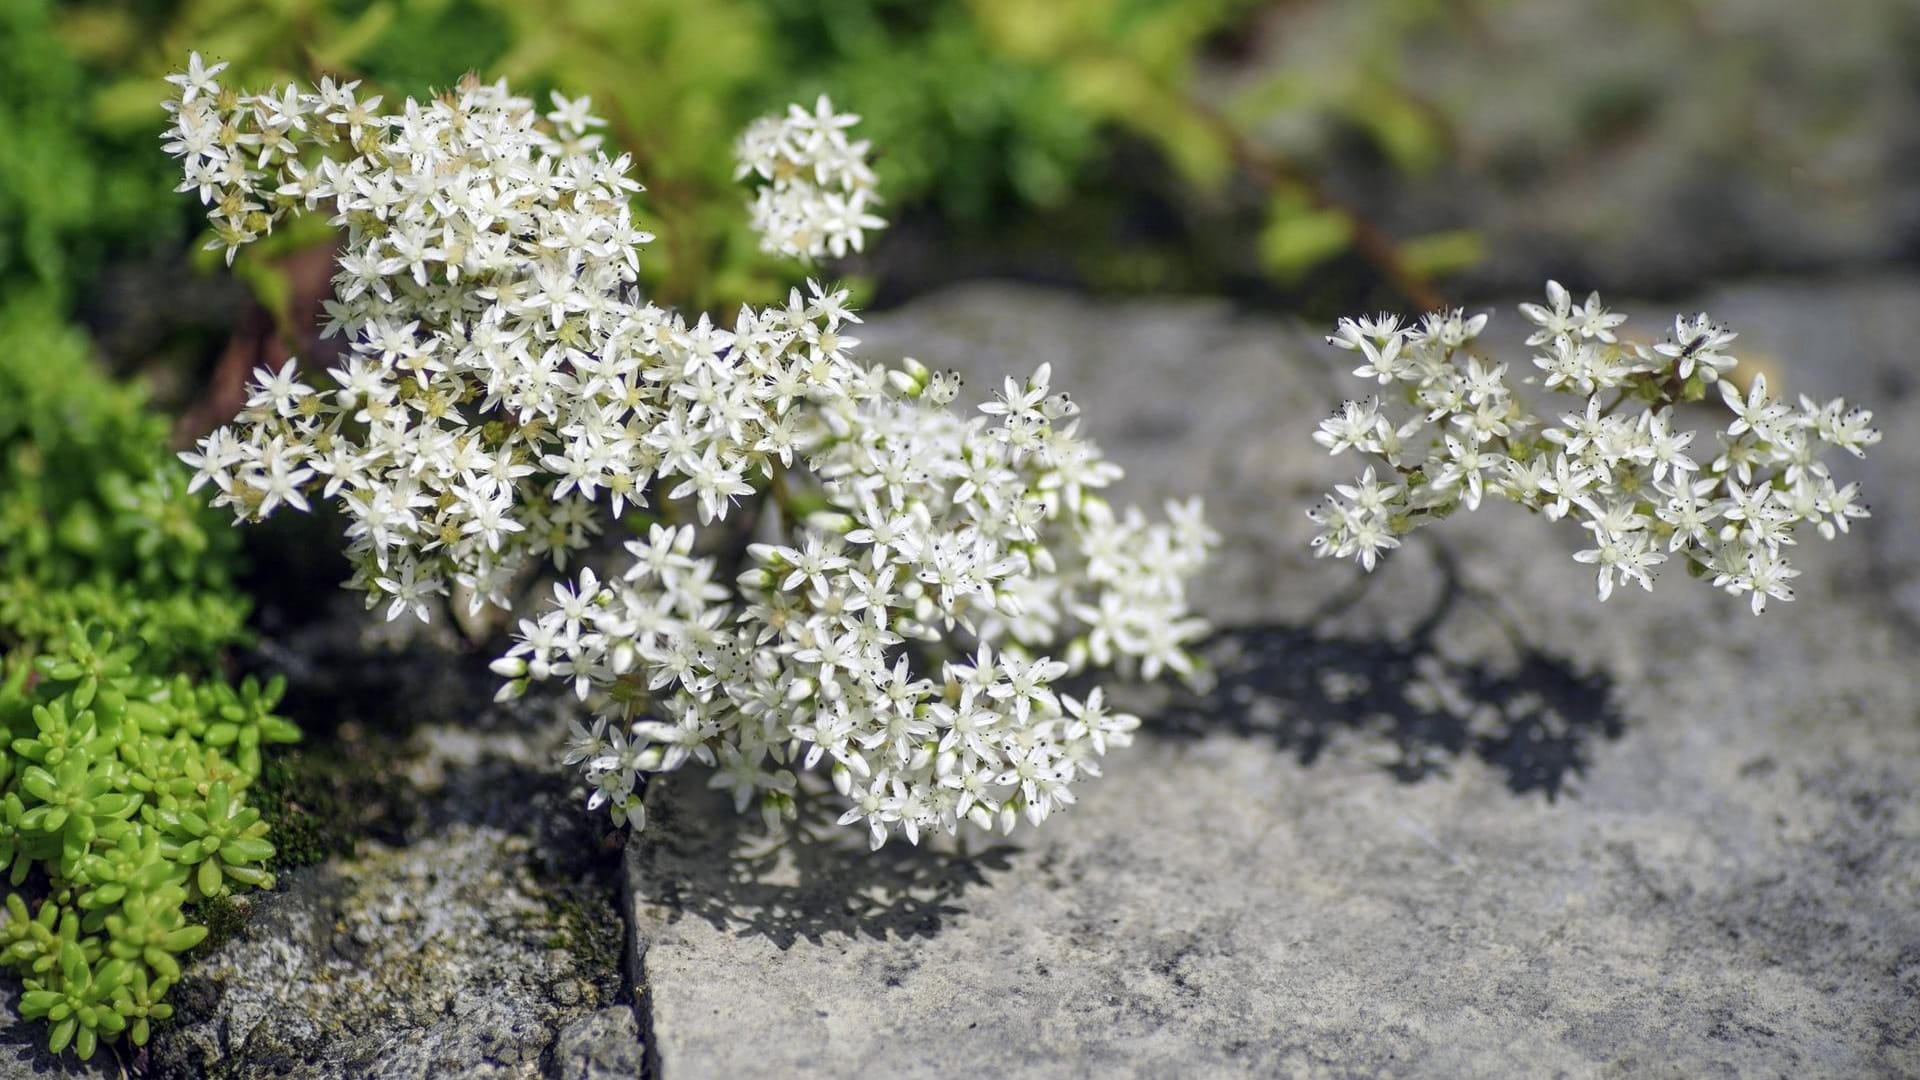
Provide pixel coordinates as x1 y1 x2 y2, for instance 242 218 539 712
164 56 1213 847
1309 283 1881 613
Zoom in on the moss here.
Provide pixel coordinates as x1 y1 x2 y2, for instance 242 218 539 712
249 726 423 872
250 750 368 871
187 893 253 955
547 888 628 1000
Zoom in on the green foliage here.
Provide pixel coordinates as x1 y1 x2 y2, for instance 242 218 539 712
1259 186 1354 284
0 305 298 1061
0 304 248 668
0 0 184 310
0 626 297 1061
12 0 1481 324
1398 229 1486 281
967 0 1248 188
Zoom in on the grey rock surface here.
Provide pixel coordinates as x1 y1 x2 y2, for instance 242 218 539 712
147 823 613 1080
547 1009 647 1080
629 278 1920 1078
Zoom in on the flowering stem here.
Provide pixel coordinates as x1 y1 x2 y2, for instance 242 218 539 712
767 466 797 536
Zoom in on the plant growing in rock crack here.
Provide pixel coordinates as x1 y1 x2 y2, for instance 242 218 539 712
1307 282 1882 613
169 56 1215 850
0 308 300 1061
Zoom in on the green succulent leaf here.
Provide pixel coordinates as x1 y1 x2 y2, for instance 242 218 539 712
0 247 299 1064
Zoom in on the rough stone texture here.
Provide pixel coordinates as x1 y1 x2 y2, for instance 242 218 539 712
147 825 609 1079
547 1009 647 1080
143 618 637 1080
629 278 1920 1078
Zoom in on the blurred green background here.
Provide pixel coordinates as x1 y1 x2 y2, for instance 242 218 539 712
3 0 1917 394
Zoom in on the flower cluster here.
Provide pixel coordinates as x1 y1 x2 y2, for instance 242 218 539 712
165 57 1213 846
166 60 660 620
734 94 884 261
498 358 1214 846
1308 282 1881 613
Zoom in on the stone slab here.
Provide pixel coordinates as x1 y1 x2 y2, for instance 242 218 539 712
628 278 1920 1078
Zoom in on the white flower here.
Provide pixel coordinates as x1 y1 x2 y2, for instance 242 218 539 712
1719 373 1791 439
374 558 444 623
1712 544 1801 615
1654 476 1725 552
1518 280 1577 345
1639 409 1698 481
1816 480 1869 539
1653 313 1739 382
163 52 228 106
1314 397 1382 455
1572 526 1665 602
1570 291 1627 342
243 442 315 517
1308 282 1879 616
1339 513 1400 572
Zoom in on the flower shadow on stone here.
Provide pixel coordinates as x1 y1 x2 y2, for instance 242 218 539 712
1164 556 1627 800
634 776 1018 950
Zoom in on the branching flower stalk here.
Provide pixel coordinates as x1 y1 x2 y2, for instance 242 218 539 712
165 56 1214 849
1308 282 1881 613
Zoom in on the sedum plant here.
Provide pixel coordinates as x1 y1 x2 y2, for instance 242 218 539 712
168 57 1214 849
0 306 248 667
0 629 295 1060
0 307 299 1060
1307 283 1882 613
